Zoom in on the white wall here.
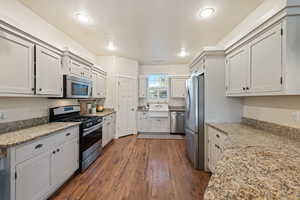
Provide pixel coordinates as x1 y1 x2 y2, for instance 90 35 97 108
139 64 189 76
0 0 95 123
0 98 78 123
139 64 189 107
0 0 96 62
218 0 284 48
217 0 300 128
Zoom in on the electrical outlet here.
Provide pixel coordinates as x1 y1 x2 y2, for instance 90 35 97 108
292 111 300 122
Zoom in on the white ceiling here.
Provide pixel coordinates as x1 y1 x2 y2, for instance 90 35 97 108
18 0 263 64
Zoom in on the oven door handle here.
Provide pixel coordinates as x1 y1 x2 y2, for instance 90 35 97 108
83 123 103 136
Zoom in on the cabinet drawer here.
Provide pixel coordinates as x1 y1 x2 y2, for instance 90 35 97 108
16 135 56 164
53 126 79 146
209 127 227 147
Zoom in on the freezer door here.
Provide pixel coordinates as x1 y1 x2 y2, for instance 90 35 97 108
185 128 199 169
184 77 198 131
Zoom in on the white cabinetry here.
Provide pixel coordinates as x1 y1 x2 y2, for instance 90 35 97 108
207 126 227 173
249 24 282 93
16 151 52 200
10 126 79 200
0 30 34 96
138 76 148 98
225 8 300 96
92 68 107 99
226 46 249 94
170 76 187 98
226 23 282 95
36 46 62 96
137 111 170 133
62 51 93 80
102 113 116 147
0 28 64 97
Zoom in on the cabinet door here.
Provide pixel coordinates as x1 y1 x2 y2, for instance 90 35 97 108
110 114 116 140
51 138 79 187
92 71 100 98
81 66 91 80
171 78 186 98
249 23 283 92
69 60 83 77
16 151 52 200
102 118 109 147
98 74 106 98
226 46 249 94
0 30 34 95
36 46 62 96
139 77 147 98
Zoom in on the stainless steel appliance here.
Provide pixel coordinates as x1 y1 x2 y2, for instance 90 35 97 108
170 111 185 134
185 73 205 170
49 105 102 172
63 75 92 99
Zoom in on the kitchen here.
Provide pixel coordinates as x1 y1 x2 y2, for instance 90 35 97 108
0 0 300 200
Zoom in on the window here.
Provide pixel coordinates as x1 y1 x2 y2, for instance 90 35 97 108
147 74 168 102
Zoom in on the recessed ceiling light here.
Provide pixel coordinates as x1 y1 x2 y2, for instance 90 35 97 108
177 48 189 57
198 8 215 18
76 13 90 24
107 41 117 51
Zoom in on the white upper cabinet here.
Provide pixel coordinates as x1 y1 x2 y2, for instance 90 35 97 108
225 5 300 96
226 46 249 94
62 52 93 81
249 23 282 93
138 76 147 98
35 46 62 96
92 68 107 99
0 30 35 96
170 76 187 98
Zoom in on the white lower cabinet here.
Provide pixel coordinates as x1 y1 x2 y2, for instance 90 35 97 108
11 126 79 200
207 126 227 173
16 151 52 200
102 113 116 147
137 111 170 133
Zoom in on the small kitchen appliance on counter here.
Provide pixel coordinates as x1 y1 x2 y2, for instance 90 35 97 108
49 105 103 172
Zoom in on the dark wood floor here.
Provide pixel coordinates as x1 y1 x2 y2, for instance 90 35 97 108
50 135 211 200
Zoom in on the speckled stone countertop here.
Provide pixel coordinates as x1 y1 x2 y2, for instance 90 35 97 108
84 109 115 117
204 123 300 200
0 122 80 148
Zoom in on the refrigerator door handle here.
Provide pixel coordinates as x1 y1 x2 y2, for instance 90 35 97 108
186 89 191 117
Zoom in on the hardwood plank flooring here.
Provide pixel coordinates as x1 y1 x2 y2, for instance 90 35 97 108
50 135 211 200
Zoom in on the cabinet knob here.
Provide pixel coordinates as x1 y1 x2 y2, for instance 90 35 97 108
66 133 71 136
57 149 60 152
246 87 250 90
39 88 42 91
52 151 56 154
242 87 245 91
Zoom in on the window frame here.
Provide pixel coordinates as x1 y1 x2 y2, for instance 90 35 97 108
147 73 169 103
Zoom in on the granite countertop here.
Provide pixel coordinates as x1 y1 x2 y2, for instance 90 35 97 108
84 109 115 117
0 122 81 148
204 123 300 200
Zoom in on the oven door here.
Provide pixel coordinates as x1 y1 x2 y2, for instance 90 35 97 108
65 75 92 99
81 123 102 153
80 123 103 171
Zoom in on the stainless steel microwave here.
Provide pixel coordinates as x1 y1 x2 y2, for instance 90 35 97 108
63 75 92 99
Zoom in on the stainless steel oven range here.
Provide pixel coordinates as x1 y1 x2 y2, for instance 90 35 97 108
49 105 102 172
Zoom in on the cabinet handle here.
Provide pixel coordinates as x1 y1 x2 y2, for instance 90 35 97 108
66 133 71 136
216 134 220 138
35 144 43 149
215 144 220 149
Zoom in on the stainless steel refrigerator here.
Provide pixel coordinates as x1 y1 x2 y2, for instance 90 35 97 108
185 73 205 170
